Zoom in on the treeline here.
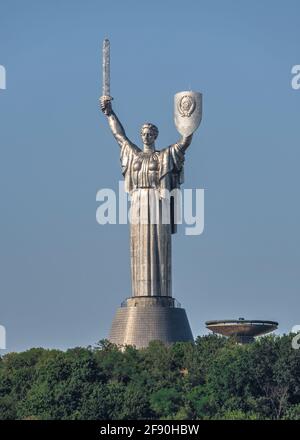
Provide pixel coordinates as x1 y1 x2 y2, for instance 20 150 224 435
0 334 299 420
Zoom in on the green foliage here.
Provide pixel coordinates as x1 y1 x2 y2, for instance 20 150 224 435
0 335 299 420
185 385 211 419
283 404 300 420
216 410 261 420
150 387 182 418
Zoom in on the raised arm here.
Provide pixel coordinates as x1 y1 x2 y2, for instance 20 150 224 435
100 96 130 148
177 134 193 153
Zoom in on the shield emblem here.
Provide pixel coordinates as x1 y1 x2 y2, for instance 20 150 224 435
174 91 202 136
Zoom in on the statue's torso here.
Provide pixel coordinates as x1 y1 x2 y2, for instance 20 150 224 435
132 150 160 188
121 141 184 195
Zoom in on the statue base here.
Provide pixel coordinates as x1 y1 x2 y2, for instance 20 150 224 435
108 296 194 349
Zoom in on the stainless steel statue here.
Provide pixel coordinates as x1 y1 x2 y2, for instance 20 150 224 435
99 39 202 348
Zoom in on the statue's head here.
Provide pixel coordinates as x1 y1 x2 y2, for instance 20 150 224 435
140 123 159 147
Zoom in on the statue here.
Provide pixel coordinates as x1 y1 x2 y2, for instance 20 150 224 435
99 39 202 348
100 95 193 297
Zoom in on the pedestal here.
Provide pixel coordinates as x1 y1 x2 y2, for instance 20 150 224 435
108 296 194 349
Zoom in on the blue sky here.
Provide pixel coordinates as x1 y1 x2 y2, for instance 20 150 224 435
0 0 299 352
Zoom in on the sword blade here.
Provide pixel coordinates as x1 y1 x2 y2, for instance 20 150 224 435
102 38 110 96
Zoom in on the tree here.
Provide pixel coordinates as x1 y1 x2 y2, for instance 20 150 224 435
149 387 182 419
0 335 299 420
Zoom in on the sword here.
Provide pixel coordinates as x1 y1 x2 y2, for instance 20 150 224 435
102 38 112 101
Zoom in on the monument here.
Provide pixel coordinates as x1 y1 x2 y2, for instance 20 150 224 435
100 39 202 348
206 318 278 344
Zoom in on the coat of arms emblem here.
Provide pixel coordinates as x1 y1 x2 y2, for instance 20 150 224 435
178 94 196 117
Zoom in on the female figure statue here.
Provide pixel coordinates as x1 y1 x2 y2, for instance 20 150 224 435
100 96 193 298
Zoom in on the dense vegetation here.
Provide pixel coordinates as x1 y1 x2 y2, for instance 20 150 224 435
0 334 299 420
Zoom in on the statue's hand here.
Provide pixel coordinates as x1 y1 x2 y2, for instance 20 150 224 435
100 95 113 116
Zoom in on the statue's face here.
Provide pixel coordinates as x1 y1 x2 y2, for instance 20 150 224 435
141 127 156 146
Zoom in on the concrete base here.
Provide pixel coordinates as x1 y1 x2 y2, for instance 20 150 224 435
108 296 194 349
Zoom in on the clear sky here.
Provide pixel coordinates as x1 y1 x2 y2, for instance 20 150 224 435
0 0 299 352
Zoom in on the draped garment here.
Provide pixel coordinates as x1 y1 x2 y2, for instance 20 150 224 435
120 141 185 297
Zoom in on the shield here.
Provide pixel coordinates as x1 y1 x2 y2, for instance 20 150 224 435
174 91 202 136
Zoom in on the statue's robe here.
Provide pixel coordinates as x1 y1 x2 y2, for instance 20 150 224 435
120 141 185 297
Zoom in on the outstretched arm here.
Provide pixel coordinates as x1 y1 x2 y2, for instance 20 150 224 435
177 134 193 152
100 96 130 147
